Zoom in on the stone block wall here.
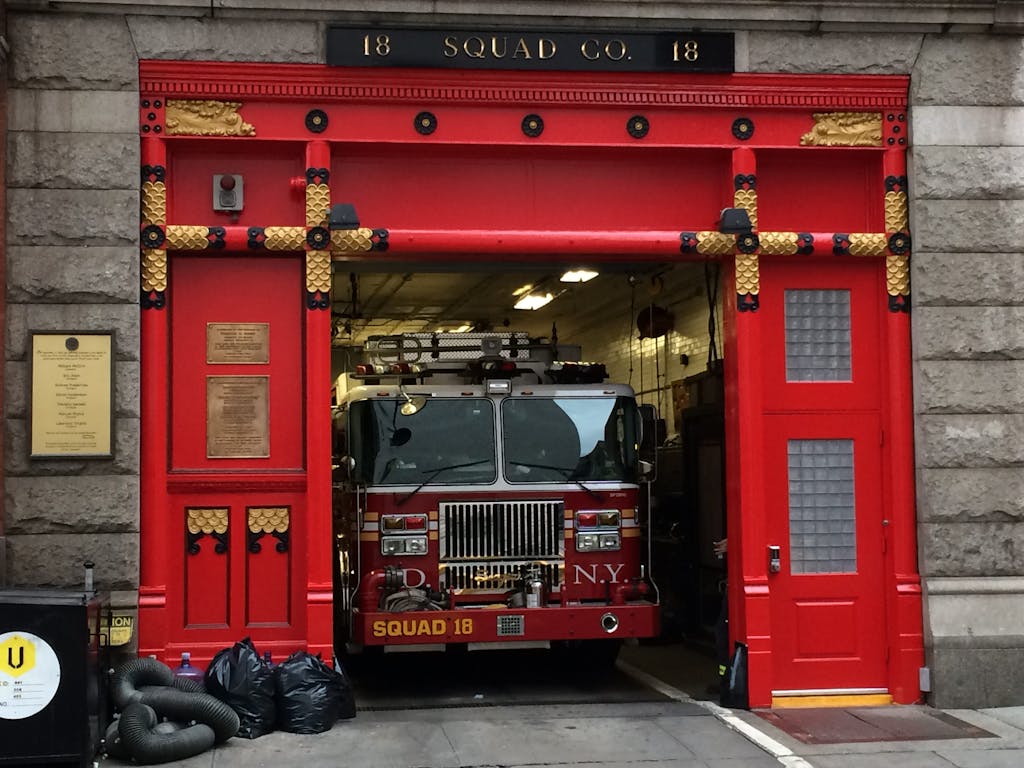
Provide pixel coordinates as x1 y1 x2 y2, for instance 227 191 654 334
4 2 1023 706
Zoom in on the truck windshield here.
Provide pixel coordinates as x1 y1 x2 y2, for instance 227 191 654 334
348 398 497 486
501 396 640 483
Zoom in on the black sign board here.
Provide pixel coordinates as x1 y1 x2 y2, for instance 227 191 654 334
327 27 734 73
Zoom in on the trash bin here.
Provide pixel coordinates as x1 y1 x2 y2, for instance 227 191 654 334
0 588 110 767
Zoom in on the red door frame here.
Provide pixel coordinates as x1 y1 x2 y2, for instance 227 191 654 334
137 62 921 706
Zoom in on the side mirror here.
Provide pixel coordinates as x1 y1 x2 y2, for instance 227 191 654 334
638 459 654 481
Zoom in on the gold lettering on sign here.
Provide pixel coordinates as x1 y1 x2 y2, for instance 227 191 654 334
165 100 256 137
800 112 882 147
206 376 269 458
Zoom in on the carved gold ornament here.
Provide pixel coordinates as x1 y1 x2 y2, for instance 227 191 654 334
735 253 760 295
306 184 330 228
733 188 758 231
142 249 168 292
248 507 290 534
886 253 910 296
165 100 256 137
165 225 213 250
264 226 306 251
696 231 736 256
885 190 909 232
758 232 799 256
306 250 332 293
188 508 229 535
142 181 166 225
331 228 380 253
800 112 883 147
848 233 889 257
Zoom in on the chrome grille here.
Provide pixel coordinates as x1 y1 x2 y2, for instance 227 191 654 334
439 500 565 591
497 615 525 637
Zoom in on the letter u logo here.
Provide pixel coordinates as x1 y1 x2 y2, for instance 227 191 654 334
7 646 24 669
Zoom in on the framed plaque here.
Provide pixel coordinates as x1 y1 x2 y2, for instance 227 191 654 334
206 323 269 364
30 331 114 458
206 375 270 458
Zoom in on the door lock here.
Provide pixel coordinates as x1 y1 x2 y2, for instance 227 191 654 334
768 545 781 574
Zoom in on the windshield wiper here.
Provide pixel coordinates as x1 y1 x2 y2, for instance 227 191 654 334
506 459 605 502
395 459 493 506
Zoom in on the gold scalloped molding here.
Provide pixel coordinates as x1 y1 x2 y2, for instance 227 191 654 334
165 225 212 250
848 233 889 257
142 249 167 292
887 254 910 296
696 231 736 256
142 181 166 225
306 184 330 228
800 112 882 147
885 190 909 232
331 228 379 253
733 189 758 231
306 250 331 293
165 99 256 136
188 507 229 535
759 232 799 256
265 226 306 250
735 253 760 295
248 506 289 534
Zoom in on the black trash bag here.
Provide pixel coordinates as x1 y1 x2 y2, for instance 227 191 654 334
274 652 356 734
204 638 277 739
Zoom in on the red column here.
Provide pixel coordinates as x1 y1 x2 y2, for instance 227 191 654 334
304 140 335 659
882 149 924 703
725 146 773 708
138 135 170 658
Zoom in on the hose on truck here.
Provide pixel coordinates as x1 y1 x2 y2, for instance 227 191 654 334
106 656 240 764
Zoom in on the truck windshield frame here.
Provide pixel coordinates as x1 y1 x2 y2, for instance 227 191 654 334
502 396 640 484
349 398 497 486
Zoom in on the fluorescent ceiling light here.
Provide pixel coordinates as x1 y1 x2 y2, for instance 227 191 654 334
560 269 598 283
454 324 471 332
514 292 554 311
511 283 535 297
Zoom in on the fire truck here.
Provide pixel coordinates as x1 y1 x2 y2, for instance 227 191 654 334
331 332 660 667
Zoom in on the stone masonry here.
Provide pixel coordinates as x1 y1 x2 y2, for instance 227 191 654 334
3 1 1023 707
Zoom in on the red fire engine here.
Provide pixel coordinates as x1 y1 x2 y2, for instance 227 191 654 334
331 332 660 666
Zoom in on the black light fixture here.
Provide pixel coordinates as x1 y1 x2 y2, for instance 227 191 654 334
328 203 360 230
718 207 753 235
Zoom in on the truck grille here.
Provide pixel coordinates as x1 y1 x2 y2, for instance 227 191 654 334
439 500 565 591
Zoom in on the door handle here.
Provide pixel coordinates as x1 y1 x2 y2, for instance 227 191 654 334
768 545 781 574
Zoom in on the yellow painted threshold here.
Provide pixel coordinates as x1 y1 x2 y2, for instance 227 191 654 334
771 693 893 709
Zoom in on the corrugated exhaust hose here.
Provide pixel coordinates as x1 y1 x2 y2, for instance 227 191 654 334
107 657 239 764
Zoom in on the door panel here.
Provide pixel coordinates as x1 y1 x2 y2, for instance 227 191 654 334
765 414 886 691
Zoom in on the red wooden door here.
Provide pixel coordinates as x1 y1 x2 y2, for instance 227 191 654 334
759 258 889 695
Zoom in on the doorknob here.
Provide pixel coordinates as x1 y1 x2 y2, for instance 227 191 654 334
768 545 781 574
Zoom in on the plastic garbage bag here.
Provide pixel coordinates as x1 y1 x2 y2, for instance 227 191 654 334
274 651 356 734
204 638 277 739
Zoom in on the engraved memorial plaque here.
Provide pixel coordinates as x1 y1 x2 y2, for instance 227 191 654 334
206 375 270 458
207 323 270 364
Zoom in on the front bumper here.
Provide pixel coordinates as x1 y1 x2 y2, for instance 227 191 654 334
355 602 659 646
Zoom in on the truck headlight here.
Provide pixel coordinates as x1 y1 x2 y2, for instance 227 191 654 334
381 535 428 556
598 533 621 550
576 533 599 552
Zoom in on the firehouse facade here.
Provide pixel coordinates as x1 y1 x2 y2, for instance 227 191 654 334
2 2 1023 710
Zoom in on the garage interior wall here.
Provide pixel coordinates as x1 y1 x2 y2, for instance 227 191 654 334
2 2 1022 708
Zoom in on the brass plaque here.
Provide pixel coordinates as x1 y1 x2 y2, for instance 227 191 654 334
206 375 270 458
30 332 113 458
207 323 269 364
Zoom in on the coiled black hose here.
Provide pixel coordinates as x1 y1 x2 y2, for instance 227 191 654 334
107 657 240 764
117 702 216 765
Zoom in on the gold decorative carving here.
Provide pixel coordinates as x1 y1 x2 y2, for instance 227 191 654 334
758 232 799 256
165 99 256 137
735 253 760 295
306 184 330 228
695 231 736 256
188 508 229 535
165 225 211 250
142 249 168 292
142 181 166 225
264 226 306 251
331 228 378 253
306 250 332 293
800 112 883 147
885 190 909 232
886 253 910 296
248 506 290 534
733 188 758 231
848 233 888 257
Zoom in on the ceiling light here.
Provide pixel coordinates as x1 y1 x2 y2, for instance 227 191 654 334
512 283 535 297
454 324 471 333
560 269 598 283
514 292 554 311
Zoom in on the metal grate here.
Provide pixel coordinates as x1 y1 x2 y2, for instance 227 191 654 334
497 615 525 637
439 500 564 591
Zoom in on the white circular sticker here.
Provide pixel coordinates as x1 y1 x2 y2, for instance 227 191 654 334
0 631 61 720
